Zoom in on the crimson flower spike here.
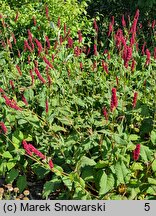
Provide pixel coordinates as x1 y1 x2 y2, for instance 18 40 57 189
132 92 138 108
16 65 22 76
14 11 19 22
32 16 37 26
9 80 15 90
34 68 46 84
133 144 140 161
93 19 98 32
122 15 126 27
102 107 108 121
45 5 49 20
22 140 54 169
145 49 151 66
21 94 28 106
0 122 7 134
78 30 82 43
57 16 61 28
94 44 97 56
45 98 49 113
43 56 53 69
45 35 50 49
108 22 113 37
110 88 118 112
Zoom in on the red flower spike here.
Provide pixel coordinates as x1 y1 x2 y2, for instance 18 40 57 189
0 88 4 93
45 99 49 113
92 61 97 71
17 49 21 58
45 5 49 19
14 11 19 22
57 17 61 28
134 9 140 20
68 37 73 48
34 38 43 55
131 59 136 72
152 20 155 29
46 72 52 87
80 62 83 70
29 69 34 85
93 19 98 32
102 60 109 74
2 94 22 111
45 36 50 49
24 40 32 53
111 16 115 26
78 30 82 43
22 140 54 168
9 80 15 90
0 122 7 134
64 23 66 35
116 76 119 86
28 144 46 160
21 94 28 106
7 39 12 50
16 65 22 76
34 68 46 84
110 88 118 112
132 92 138 108
142 42 146 55
145 49 151 66
48 160 54 169
12 33 16 45
94 44 97 56
122 15 126 27
43 56 53 69
74 46 81 57
32 16 37 26
52 54 55 62
108 22 113 37
133 144 140 161
102 107 108 121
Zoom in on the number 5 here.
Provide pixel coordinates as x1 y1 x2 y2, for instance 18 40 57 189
144 203 150 211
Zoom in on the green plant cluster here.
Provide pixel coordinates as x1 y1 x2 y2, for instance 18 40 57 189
0 0 156 200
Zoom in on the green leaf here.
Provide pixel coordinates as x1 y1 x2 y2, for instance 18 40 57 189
131 162 143 171
146 186 156 195
2 151 13 159
148 178 156 185
6 160 16 171
62 176 73 190
95 160 109 169
115 161 129 185
18 119 27 124
81 166 94 181
152 160 156 172
52 165 64 176
51 124 66 132
43 178 61 199
99 172 115 195
140 145 153 162
113 134 127 145
129 134 139 141
12 131 24 149
6 168 19 183
151 130 156 145
57 117 73 126
79 156 96 168
17 175 27 193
